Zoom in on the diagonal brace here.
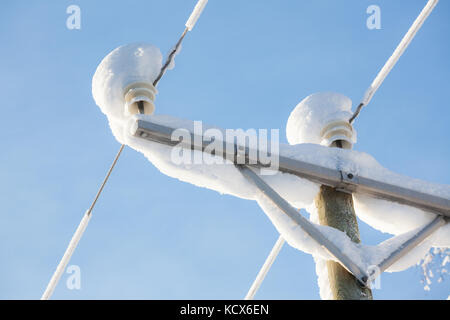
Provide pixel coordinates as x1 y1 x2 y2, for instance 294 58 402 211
237 165 370 285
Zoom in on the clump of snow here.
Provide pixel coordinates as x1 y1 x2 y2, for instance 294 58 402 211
286 92 356 145
353 195 436 235
418 248 449 292
166 44 182 70
92 43 163 143
313 256 332 299
307 204 333 299
122 114 321 206
354 196 450 247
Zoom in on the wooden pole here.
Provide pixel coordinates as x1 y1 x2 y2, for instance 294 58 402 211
314 141 373 300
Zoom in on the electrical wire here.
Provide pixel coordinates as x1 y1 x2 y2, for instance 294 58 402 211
349 0 439 124
245 236 285 300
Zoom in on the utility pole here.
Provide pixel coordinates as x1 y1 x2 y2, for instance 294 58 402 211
314 140 373 300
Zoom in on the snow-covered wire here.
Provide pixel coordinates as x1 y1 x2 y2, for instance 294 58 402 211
245 236 285 300
41 144 125 300
41 210 91 300
349 0 439 124
185 0 209 31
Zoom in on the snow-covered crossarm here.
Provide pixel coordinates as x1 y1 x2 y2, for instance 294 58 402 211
131 118 450 218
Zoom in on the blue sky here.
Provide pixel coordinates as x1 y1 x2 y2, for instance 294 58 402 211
0 0 449 299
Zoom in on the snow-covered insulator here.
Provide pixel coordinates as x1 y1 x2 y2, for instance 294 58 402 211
92 43 163 122
320 119 355 149
123 81 158 115
286 92 357 148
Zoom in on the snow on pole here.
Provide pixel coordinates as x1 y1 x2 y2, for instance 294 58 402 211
41 210 91 300
185 0 209 31
351 0 439 123
245 236 285 300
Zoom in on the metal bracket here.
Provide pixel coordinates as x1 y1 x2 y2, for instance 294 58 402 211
336 171 359 194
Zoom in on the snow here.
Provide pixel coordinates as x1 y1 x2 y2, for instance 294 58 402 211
285 93 449 249
92 43 163 142
281 142 450 247
286 92 356 146
418 248 450 292
92 45 449 295
353 195 436 235
167 44 182 70
308 204 333 299
257 188 444 274
124 115 320 206
185 0 209 31
280 140 450 202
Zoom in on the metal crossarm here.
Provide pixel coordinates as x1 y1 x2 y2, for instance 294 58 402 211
133 118 449 287
132 119 450 218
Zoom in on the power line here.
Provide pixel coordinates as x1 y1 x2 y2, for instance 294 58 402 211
349 0 439 124
245 236 285 300
41 0 209 300
153 28 188 87
41 145 124 300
